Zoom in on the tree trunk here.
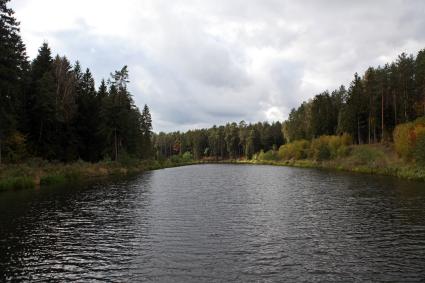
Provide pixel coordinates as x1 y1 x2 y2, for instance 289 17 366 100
368 116 371 144
394 92 397 126
357 117 361 144
374 123 377 144
381 90 384 143
114 128 118 161
38 121 44 143
404 88 407 122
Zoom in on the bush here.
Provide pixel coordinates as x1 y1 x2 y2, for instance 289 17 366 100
329 133 352 158
40 174 66 186
278 140 310 160
0 176 34 191
257 150 278 161
182 151 193 162
118 152 138 167
310 136 331 160
308 134 352 161
350 146 386 167
394 122 413 159
394 117 425 160
170 155 181 163
336 145 351 158
414 131 425 166
3 131 27 163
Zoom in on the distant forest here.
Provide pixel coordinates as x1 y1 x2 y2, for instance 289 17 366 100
0 0 152 163
154 50 425 160
1 0 425 164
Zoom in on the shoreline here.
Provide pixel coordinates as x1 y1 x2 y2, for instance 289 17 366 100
0 159 199 191
1 151 424 192
204 158 425 182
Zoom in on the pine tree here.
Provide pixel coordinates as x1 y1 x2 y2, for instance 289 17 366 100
27 43 57 158
74 67 102 161
141 104 153 158
416 49 425 117
52 55 78 160
0 0 28 163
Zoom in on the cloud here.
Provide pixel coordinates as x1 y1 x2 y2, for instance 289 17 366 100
11 0 425 132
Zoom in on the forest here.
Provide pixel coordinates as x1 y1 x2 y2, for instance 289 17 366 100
0 0 153 164
153 51 425 161
1 0 425 167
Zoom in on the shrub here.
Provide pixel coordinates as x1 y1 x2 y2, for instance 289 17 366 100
328 133 352 158
414 130 425 166
257 150 278 161
393 122 414 159
350 146 386 167
118 152 138 167
40 174 66 186
182 151 193 162
278 140 310 160
170 155 181 163
0 177 34 191
336 145 351 158
3 131 27 163
309 134 352 161
394 117 425 160
310 136 331 160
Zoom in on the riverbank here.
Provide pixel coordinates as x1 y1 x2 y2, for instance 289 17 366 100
2 144 424 191
0 159 198 191
214 144 425 182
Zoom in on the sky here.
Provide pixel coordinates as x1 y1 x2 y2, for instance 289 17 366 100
10 0 425 132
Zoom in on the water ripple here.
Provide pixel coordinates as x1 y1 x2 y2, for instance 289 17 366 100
1 164 425 282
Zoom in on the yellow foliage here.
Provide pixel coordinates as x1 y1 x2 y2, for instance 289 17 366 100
309 134 352 160
393 118 425 160
3 131 27 162
278 140 310 160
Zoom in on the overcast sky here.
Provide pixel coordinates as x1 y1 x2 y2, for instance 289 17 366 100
11 0 425 132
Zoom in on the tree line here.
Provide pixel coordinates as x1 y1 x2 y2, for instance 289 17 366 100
284 51 425 145
154 121 284 160
155 50 425 160
2 0 425 164
0 0 152 163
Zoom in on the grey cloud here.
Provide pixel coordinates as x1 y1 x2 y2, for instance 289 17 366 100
12 0 425 132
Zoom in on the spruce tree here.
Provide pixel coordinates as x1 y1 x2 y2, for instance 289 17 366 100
0 0 28 163
141 104 153 158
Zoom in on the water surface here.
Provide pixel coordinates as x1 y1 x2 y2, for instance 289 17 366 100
1 164 425 281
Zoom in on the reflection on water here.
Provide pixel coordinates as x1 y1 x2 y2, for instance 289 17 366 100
0 164 425 281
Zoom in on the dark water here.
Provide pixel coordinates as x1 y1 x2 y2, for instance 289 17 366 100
1 164 425 282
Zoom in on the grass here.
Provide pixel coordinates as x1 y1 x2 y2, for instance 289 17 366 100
40 174 67 186
0 158 199 191
0 176 35 191
1 143 423 192
229 144 425 182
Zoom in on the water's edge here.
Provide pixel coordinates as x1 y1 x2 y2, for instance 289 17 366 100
200 159 425 183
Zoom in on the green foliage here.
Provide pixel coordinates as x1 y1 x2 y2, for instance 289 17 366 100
2 131 27 162
310 137 331 160
2 0 425 168
393 117 425 160
393 122 414 159
182 151 193 162
118 151 139 167
40 174 67 186
350 146 387 167
0 176 34 191
257 150 278 161
168 152 194 164
414 129 425 166
170 155 181 163
0 0 28 154
278 140 310 160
